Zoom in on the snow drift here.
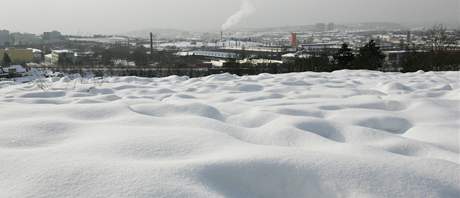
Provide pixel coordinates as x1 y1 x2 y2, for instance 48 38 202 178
0 70 459 198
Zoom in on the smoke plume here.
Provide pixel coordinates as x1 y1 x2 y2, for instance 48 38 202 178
221 0 256 30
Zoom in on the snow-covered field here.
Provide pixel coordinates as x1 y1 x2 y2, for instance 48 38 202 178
0 70 459 198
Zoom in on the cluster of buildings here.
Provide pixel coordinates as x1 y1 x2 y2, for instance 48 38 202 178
0 30 68 77
0 30 65 47
0 48 81 65
0 29 125 66
1 24 459 79
171 27 459 68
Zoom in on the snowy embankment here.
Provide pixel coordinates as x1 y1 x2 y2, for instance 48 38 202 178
0 70 459 198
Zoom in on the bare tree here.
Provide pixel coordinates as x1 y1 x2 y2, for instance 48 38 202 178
426 24 459 71
427 24 456 52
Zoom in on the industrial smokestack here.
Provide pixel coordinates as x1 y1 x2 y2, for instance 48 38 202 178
150 32 153 61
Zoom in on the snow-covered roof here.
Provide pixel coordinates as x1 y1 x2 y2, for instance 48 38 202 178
178 50 238 59
204 60 227 67
239 59 282 65
281 53 296 58
52 49 74 54
176 51 192 56
27 48 42 53
282 53 312 59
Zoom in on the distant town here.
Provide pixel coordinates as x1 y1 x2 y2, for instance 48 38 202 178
1 22 459 81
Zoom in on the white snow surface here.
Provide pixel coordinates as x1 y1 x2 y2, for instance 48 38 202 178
0 70 459 198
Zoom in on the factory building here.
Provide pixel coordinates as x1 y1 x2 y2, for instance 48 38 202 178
300 43 340 53
43 31 64 43
44 50 76 65
0 49 34 64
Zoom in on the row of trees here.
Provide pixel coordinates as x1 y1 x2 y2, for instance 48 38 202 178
400 50 460 72
334 25 460 72
281 40 387 72
289 37 460 73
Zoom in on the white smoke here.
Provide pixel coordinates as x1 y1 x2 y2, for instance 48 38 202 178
221 0 256 30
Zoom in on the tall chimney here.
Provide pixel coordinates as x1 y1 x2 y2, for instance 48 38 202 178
150 32 153 61
221 31 225 48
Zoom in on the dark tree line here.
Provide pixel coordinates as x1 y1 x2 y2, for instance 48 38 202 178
400 50 460 72
283 40 388 72
283 36 460 73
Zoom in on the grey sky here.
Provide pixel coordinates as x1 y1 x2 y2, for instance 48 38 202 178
1 0 459 34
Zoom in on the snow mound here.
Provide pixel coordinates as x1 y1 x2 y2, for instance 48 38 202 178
129 102 225 121
0 70 459 198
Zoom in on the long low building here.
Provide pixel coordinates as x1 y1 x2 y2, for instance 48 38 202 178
300 43 341 52
176 50 239 59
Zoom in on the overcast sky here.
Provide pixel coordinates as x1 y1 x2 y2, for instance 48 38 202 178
1 0 459 34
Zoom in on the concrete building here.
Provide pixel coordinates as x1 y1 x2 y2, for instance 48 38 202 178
0 30 10 46
45 50 76 65
315 23 327 32
28 48 44 63
43 31 64 43
10 33 42 46
327 23 335 31
44 54 58 65
75 51 101 65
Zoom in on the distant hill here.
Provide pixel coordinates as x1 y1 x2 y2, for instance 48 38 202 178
237 25 317 33
121 28 192 39
235 22 408 33
344 22 408 31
